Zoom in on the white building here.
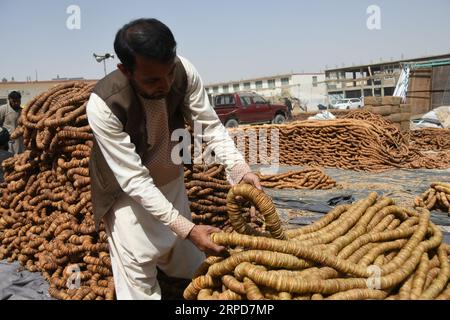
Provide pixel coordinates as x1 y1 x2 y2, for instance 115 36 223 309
205 73 327 111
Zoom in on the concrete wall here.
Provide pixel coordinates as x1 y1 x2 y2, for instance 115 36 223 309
290 74 327 111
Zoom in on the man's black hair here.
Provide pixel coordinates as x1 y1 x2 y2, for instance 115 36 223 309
8 91 21 100
114 18 177 72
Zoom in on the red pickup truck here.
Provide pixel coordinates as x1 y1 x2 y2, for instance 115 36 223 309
212 92 290 128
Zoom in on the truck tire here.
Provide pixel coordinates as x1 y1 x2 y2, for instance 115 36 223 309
272 114 286 124
225 119 239 128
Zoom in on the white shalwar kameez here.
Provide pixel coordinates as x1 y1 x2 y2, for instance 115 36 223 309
86 56 251 299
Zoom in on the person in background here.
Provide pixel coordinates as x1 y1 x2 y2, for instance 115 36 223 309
0 91 25 155
0 126 13 183
284 97 293 119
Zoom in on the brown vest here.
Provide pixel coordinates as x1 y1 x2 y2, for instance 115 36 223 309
89 58 188 229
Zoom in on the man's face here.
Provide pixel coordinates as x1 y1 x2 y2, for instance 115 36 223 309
119 55 176 100
8 97 21 110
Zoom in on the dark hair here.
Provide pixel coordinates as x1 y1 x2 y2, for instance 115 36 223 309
114 18 177 72
0 127 10 147
8 91 21 99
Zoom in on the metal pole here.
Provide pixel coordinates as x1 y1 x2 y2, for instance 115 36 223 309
103 60 107 76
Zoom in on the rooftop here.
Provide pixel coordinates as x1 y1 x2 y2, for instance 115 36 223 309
206 72 324 87
325 53 450 73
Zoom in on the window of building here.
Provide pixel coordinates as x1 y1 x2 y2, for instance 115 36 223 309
384 65 395 74
268 79 276 89
213 86 219 94
244 82 251 90
233 83 240 92
384 87 395 96
281 77 290 86
207 94 213 105
312 76 318 87
255 81 263 89
223 85 229 93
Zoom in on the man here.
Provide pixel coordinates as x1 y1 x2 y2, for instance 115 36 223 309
86 18 261 300
0 91 24 154
0 126 13 183
284 97 293 119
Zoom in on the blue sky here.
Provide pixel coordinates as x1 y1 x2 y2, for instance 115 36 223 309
1 0 449 84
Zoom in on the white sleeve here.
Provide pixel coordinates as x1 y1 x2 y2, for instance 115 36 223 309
179 56 251 185
86 93 194 237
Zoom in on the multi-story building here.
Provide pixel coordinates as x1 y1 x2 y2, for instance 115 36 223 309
205 73 327 111
325 53 450 104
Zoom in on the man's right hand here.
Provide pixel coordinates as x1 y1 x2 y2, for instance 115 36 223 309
187 225 227 257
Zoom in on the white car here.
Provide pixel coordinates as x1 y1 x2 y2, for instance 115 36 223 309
332 98 362 110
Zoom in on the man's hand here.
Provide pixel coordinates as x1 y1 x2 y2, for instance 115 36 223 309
187 225 227 257
240 172 262 190
238 172 262 220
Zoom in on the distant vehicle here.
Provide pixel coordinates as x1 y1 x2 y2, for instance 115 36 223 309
317 104 329 110
213 92 290 128
332 98 362 110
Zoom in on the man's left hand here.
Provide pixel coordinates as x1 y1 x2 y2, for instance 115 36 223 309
240 172 262 190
